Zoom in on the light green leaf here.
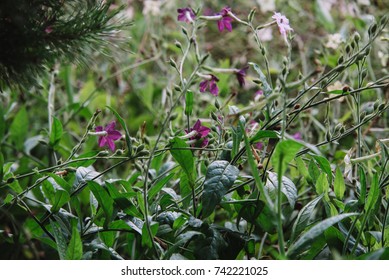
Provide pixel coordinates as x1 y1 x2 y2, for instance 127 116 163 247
287 213 359 258
88 181 114 223
271 140 303 176
10 106 28 150
249 130 279 145
141 222 159 248
315 173 329 199
202 160 239 218
266 172 297 208
359 166 367 206
365 174 379 212
249 63 272 96
49 116 63 148
148 173 175 202
295 157 310 181
66 223 83 260
169 137 195 182
312 155 332 182
334 167 346 200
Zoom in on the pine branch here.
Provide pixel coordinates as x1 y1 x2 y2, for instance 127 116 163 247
0 0 132 89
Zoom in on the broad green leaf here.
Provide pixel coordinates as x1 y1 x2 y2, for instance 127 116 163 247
249 63 272 96
66 223 83 260
202 160 239 218
49 174 72 193
266 172 297 208
141 222 159 248
49 116 63 148
334 167 346 200
185 90 194 116
315 173 329 200
291 195 323 242
312 155 332 182
105 182 142 218
88 181 114 223
10 106 28 150
295 157 310 181
169 137 195 182
287 213 358 258
51 190 70 213
179 172 191 208
365 173 379 212
308 159 321 183
250 130 279 145
148 173 175 202
106 105 132 156
271 140 303 176
164 231 203 259
50 220 67 260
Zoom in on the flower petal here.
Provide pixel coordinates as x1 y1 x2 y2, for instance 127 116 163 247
105 121 116 132
107 139 116 152
95 126 103 132
98 136 107 148
108 130 122 141
199 80 208 92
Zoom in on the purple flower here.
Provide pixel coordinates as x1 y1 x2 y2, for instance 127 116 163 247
292 132 302 141
217 7 233 32
199 74 219 96
255 142 264 150
272 12 293 40
177 7 195 23
95 121 122 152
185 120 211 148
236 66 249 87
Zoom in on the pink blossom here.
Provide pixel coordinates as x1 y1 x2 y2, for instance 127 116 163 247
272 12 293 40
236 66 249 87
95 121 122 152
185 120 211 148
177 7 196 23
199 75 219 96
217 7 233 32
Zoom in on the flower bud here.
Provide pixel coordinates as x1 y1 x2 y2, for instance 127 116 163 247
215 99 221 110
353 32 361 43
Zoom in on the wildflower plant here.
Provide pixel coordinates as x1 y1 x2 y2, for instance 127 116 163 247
0 0 389 261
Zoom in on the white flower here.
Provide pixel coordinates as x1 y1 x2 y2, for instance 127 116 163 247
325 33 344 49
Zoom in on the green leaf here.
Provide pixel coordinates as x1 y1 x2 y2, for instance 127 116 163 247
266 172 297 208
249 63 272 96
315 173 329 199
66 223 83 260
291 195 323 242
358 166 367 206
185 90 194 116
10 106 28 150
49 116 63 148
106 105 132 156
295 157 310 181
50 220 68 260
51 190 70 213
141 222 159 248
201 160 239 218
148 173 175 202
287 213 358 258
308 159 321 183
365 173 379 212
88 181 114 224
334 167 346 200
179 172 191 208
169 137 195 182
249 130 279 145
271 140 303 176
312 155 332 182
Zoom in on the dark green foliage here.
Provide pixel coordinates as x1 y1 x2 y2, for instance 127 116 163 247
0 0 130 88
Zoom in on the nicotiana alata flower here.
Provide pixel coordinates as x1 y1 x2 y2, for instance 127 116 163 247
199 74 219 96
272 12 293 41
217 7 233 32
236 66 249 87
177 7 196 23
185 119 211 148
95 121 122 152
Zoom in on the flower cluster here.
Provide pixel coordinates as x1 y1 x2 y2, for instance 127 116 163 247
199 75 219 96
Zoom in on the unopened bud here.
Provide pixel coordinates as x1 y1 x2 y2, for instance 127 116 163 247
175 41 182 49
215 99 221 110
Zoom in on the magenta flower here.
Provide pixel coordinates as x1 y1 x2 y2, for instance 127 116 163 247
292 132 302 141
177 7 196 23
272 12 293 40
236 66 249 87
217 7 233 32
185 120 211 148
199 74 219 96
95 121 122 152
